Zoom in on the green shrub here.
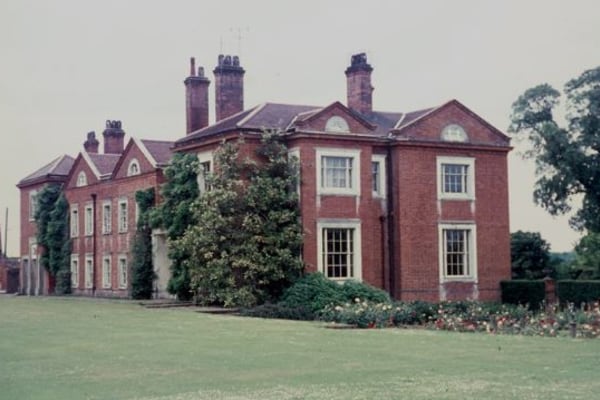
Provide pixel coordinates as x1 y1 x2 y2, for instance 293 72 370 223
239 303 314 321
500 280 545 310
279 273 345 315
54 270 71 295
341 280 390 303
557 280 600 306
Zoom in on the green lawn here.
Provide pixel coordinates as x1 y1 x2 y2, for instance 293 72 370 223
1 297 599 400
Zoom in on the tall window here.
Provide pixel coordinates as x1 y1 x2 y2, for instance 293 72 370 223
71 256 79 288
316 149 361 195
197 152 213 194
118 199 128 232
102 256 111 289
371 154 386 198
317 221 362 281
439 224 477 281
102 201 111 234
437 156 475 200
70 205 79 237
118 256 127 289
28 190 38 220
85 256 93 288
84 204 93 236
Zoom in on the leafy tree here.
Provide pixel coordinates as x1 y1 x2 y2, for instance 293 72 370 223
149 152 199 300
35 184 71 294
130 188 156 299
510 231 552 279
571 232 600 279
509 66 600 232
174 131 304 307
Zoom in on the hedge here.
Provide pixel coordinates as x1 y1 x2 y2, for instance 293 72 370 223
557 280 600 306
500 280 545 310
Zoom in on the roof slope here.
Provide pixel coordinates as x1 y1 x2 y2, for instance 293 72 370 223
87 153 121 177
18 155 75 186
140 139 173 166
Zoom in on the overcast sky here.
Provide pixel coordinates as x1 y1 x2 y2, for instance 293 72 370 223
1 0 598 256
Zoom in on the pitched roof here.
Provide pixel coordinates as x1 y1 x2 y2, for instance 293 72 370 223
86 153 121 177
17 155 75 187
140 139 173 166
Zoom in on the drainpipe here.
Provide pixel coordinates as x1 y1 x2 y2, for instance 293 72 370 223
386 144 397 299
91 193 97 297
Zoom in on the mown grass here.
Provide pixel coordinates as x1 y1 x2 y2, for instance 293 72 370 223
1 296 599 400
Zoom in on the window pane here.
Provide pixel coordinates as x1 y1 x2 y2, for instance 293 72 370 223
322 156 352 189
442 164 468 194
444 229 470 277
323 228 354 279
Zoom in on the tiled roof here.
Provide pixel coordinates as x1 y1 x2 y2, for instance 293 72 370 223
87 153 120 176
18 155 75 186
395 107 436 129
141 139 173 166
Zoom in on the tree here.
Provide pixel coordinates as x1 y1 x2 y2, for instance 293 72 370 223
572 232 600 279
130 188 155 299
35 184 71 294
173 131 304 307
509 66 600 232
149 152 199 300
510 231 552 279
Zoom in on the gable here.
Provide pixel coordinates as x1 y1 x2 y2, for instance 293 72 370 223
292 102 376 135
112 139 156 180
393 100 510 147
65 155 99 189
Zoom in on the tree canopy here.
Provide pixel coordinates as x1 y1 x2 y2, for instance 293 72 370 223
509 66 600 232
510 231 552 279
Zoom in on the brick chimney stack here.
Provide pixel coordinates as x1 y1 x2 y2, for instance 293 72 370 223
213 54 245 122
345 53 374 115
102 120 125 154
83 131 99 153
184 57 210 134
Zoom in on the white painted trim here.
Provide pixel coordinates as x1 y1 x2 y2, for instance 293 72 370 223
287 148 301 200
317 219 362 282
236 103 267 127
118 254 128 289
84 254 94 289
70 204 79 238
436 156 476 200
197 151 213 194
76 171 88 187
438 223 478 283
127 158 141 177
117 198 128 233
70 254 79 288
371 154 387 199
81 151 102 179
28 189 38 221
315 148 361 196
102 200 112 234
393 113 406 129
133 137 158 168
84 202 94 236
102 255 112 289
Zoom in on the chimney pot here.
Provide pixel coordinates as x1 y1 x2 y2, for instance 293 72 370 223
213 54 245 122
345 53 374 115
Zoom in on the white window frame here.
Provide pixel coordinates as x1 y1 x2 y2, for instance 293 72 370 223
102 255 111 289
371 154 386 198
28 190 38 221
102 200 111 234
127 159 140 176
288 148 301 200
84 255 93 289
118 198 128 233
84 203 94 236
436 156 475 200
118 255 128 289
316 148 361 196
317 219 362 282
70 255 79 288
70 204 79 238
76 171 87 187
438 223 478 283
197 151 213 194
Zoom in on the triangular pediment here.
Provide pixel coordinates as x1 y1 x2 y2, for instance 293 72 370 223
291 101 377 134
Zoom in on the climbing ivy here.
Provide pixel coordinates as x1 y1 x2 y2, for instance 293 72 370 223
34 183 71 294
130 188 156 299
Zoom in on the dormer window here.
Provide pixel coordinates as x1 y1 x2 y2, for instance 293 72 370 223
76 171 87 187
127 159 140 176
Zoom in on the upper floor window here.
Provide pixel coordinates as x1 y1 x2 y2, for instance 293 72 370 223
84 204 94 236
118 199 128 233
127 159 140 177
28 190 38 221
439 223 477 282
76 171 87 187
102 201 111 234
197 152 213 194
316 148 361 196
70 205 79 238
436 156 475 200
371 154 386 198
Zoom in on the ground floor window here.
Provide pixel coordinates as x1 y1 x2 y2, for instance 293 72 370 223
439 223 477 281
85 256 93 289
102 256 111 289
71 256 78 288
317 220 362 281
118 256 127 289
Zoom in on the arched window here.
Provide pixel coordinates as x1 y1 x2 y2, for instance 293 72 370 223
76 171 87 187
127 159 140 176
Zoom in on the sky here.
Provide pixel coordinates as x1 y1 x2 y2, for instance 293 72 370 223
1 0 599 257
